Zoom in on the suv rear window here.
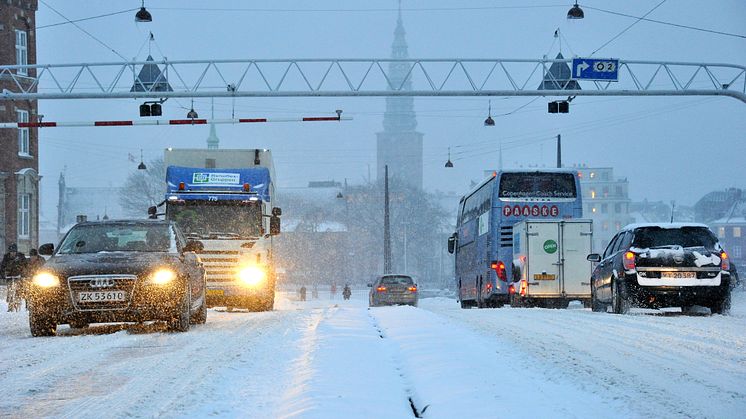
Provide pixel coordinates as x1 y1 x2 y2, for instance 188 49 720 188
632 226 718 249
380 276 414 285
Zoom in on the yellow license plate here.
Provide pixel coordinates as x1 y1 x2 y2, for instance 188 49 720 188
207 289 225 296
533 274 556 280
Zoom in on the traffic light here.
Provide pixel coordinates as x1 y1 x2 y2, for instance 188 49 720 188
548 100 569 114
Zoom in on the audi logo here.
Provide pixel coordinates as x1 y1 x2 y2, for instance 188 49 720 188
89 278 115 288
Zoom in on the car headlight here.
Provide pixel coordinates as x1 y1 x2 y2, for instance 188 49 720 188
33 272 60 288
149 268 177 285
238 266 266 287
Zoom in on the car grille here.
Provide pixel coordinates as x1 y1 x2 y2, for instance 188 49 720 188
68 274 137 311
198 250 240 282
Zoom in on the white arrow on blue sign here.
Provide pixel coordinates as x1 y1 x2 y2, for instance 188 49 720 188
571 58 620 81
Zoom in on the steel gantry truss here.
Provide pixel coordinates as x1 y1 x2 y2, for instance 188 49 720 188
1 57 745 103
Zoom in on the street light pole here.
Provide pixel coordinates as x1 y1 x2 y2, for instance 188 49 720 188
384 165 392 274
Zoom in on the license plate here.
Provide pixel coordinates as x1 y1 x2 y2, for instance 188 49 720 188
78 291 126 302
534 274 556 280
207 289 225 296
661 272 696 279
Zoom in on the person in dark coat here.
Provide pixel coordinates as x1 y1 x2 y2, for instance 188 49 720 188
1 244 27 312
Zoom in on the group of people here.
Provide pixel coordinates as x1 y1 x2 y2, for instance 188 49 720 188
298 283 352 301
1 243 45 312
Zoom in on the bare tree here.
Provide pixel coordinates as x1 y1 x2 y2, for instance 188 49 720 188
119 158 166 217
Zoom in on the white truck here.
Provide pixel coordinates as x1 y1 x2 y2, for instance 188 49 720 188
159 148 280 311
510 219 593 308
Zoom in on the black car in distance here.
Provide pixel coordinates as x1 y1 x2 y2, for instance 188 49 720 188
27 220 206 336
587 223 733 315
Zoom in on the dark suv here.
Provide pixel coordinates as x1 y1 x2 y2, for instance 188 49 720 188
587 223 733 315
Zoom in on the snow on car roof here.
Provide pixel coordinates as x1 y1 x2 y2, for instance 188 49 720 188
621 222 711 231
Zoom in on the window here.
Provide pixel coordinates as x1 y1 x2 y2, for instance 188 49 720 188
615 203 622 213
591 206 597 213
602 221 609 231
733 227 742 238
18 194 30 238
718 227 725 238
615 186 623 196
17 109 29 156
15 30 28 75
603 186 609 198
601 204 608 214
734 246 742 258
589 172 595 179
590 189 596 199
205 158 216 168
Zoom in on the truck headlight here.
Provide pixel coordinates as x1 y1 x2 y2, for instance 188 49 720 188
149 268 176 285
33 272 60 288
238 266 266 287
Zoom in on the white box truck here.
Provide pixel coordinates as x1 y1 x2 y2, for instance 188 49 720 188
510 219 593 308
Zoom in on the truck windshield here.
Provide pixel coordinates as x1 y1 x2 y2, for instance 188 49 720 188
632 226 718 250
58 223 176 254
498 172 577 199
168 202 262 239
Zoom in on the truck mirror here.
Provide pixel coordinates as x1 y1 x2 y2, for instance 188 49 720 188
587 253 601 262
272 207 282 217
38 243 54 256
270 216 281 236
147 206 157 219
447 234 456 254
184 240 204 253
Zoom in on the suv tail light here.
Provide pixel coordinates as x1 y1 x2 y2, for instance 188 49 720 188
407 286 417 292
721 251 730 271
623 251 636 271
491 261 507 282
376 286 386 292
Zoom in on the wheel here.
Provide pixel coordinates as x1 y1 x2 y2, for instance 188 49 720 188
710 292 731 315
29 310 57 337
168 285 191 332
190 295 207 325
460 298 474 309
611 279 630 315
510 293 522 308
591 283 606 312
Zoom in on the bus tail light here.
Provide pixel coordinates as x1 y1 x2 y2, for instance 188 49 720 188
178 182 185 191
508 284 516 295
243 183 251 192
376 286 387 292
721 252 730 271
491 261 507 282
623 251 636 271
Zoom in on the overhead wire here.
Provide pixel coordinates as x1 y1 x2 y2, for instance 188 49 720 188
37 8 137 29
591 0 668 56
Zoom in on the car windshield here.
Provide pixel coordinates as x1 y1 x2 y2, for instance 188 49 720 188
167 201 262 239
632 226 718 250
57 223 176 254
380 276 414 285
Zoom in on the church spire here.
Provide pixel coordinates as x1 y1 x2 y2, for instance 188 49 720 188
206 98 219 149
382 2 417 132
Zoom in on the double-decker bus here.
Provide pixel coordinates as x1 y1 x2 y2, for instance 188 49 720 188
447 170 582 308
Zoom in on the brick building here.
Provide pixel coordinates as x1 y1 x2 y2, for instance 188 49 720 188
0 0 39 253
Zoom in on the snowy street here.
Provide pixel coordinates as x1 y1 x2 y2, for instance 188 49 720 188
1 290 745 419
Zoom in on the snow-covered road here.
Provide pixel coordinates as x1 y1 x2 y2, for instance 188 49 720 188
1 290 745 418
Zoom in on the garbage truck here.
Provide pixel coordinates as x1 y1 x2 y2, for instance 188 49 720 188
152 149 281 311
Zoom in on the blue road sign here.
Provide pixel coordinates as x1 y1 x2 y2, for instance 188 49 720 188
571 58 620 81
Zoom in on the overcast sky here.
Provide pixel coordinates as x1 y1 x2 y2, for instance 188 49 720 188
32 0 746 221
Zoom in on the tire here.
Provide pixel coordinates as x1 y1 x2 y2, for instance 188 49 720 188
168 285 191 332
509 293 522 308
29 310 57 337
611 279 630 315
190 295 207 325
710 292 731 315
591 284 606 313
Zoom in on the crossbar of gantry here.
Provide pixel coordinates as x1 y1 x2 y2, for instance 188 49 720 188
0 58 744 103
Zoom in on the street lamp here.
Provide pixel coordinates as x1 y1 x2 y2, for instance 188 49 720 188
484 100 495 126
187 99 198 119
135 1 152 22
137 149 147 170
567 2 584 19
445 147 454 168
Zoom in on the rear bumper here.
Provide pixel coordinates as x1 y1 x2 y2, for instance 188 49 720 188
371 294 418 306
205 283 273 307
625 274 731 307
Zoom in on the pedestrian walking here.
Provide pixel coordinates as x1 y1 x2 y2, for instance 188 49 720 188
1 244 27 312
299 285 307 301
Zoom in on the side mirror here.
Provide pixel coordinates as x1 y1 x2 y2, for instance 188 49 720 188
270 216 281 236
272 207 282 217
587 253 601 262
38 243 54 256
366 283 373 288
184 240 204 253
147 206 157 219
447 234 456 254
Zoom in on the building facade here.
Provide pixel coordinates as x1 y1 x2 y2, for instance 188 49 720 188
0 0 39 253
577 166 634 252
376 10 423 189
709 199 746 274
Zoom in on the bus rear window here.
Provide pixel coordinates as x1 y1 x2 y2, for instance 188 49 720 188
498 173 577 199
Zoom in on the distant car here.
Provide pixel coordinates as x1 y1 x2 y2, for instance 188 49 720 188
368 274 418 307
587 223 733 315
26 220 207 336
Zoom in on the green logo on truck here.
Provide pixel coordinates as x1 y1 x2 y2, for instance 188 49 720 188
543 239 558 254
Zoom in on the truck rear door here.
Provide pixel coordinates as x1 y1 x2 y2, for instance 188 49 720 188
526 222 561 297
560 221 593 297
